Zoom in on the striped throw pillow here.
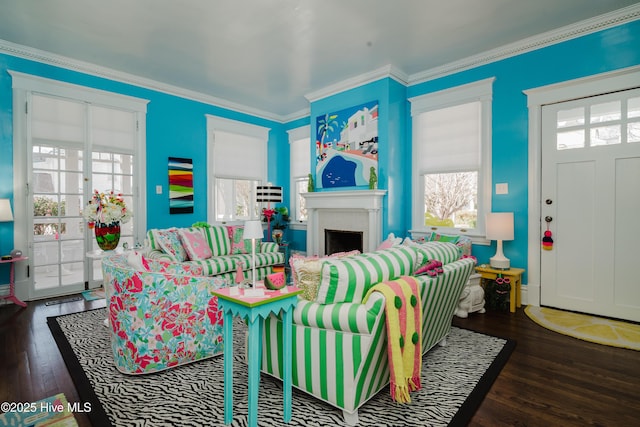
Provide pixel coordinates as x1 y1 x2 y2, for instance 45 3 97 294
409 241 462 265
315 246 418 305
201 225 232 256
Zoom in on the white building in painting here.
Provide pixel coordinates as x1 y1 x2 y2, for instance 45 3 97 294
340 105 378 151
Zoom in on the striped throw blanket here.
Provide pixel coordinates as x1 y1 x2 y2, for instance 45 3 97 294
363 276 422 403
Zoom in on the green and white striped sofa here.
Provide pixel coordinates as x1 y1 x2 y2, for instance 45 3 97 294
143 225 284 282
261 242 475 425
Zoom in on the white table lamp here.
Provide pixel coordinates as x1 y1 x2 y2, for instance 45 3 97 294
486 212 514 270
243 220 264 287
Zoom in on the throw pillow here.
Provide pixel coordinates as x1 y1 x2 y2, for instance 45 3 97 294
376 232 402 251
294 258 324 301
289 254 318 287
429 232 460 244
227 225 248 254
316 246 418 305
178 228 213 260
289 251 359 288
151 228 188 262
201 225 232 256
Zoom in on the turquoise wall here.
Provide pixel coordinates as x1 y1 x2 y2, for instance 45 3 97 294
1 19 640 285
0 53 286 256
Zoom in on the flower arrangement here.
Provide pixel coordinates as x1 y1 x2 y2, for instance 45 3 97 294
262 206 290 230
84 190 133 227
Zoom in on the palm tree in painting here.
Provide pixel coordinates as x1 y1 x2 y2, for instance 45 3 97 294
317 113 338 145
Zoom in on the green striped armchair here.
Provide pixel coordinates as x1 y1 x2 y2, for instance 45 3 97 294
261 243 476 425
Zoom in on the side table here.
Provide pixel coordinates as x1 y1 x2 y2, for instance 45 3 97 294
212 285 302 427
0 256 29 307
474 265 525 313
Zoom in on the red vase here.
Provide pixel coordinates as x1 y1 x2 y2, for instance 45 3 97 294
94 222 121 251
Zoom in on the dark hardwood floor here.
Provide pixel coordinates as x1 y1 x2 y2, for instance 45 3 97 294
1 296 638 426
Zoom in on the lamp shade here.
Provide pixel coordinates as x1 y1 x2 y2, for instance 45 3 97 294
256 185 283 203
485 212 514 241
243 220 264 240
0 199 13 222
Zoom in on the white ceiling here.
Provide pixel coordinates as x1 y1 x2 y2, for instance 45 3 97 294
1 0 639 119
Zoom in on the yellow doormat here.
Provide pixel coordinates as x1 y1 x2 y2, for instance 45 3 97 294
525 305 640 351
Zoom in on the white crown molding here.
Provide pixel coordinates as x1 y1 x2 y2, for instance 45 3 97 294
0 38 284 123
304 64 409 104
1 4 638 123
281 107 312 123
409 4 640 86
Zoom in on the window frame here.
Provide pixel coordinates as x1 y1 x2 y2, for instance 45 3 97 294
287 125 310 225
409 77 494 240
206 115 270 223
10 71 148 244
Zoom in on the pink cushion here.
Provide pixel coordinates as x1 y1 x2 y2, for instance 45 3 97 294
226 225 261 254
376 232 402 251
178 228 213 261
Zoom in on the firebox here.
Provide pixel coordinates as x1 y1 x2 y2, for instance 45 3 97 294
324 229 364 255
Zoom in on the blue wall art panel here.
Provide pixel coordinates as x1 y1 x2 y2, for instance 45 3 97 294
315 101 378 189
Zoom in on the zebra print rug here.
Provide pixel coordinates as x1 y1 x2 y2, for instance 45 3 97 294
48 308 514 427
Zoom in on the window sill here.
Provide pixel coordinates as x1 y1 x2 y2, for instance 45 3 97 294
409 229 490 246
289 222 307 231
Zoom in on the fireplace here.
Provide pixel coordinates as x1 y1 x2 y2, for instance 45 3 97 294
325 229 364 255
303 190 387 255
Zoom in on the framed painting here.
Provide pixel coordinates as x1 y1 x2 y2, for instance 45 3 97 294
315 101 378 189
168 157 194 214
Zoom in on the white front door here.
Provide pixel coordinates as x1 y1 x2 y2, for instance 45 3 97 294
540 88 640 322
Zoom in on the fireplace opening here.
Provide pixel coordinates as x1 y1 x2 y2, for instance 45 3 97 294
325 229 364 255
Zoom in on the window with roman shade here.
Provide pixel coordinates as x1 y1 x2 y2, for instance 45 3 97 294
410 78 494 237
288 125 310 222
207 115 270 222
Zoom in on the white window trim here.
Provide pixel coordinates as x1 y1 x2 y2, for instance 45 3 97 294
206 115 270 223
287 125 310 229
409 77 494 242
9 70 149 247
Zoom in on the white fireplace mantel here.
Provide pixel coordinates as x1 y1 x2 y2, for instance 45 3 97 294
303 190 387 255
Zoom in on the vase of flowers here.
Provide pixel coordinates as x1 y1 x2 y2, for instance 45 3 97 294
84 190 133 251
262 206 289 244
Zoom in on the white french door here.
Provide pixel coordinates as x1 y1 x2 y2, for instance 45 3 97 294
540 88 640 322
11 71 148 301
29 94 139 298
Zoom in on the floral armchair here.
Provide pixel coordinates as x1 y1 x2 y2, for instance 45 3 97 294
102 252 228 374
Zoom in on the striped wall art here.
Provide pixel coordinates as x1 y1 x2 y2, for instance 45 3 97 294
168 157 194 214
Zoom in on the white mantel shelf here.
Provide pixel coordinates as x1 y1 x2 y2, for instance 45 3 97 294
303 190 387 255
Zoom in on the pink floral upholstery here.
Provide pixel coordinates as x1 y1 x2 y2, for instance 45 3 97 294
102 253 227 374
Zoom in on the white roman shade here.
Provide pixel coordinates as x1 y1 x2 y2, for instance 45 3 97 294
91 105 137 153
208 115 270 181
213 130 265 180
417 101 481 174
290 135 310 179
